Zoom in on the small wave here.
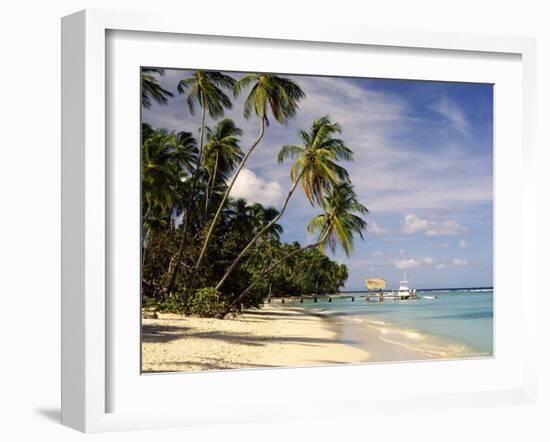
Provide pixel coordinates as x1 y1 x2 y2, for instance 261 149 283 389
361 318 480 359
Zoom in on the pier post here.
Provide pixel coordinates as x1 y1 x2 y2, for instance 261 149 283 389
300 298 303 303
281 298 285 304
351 296 355 302
328 297 332 302
314 297 317 303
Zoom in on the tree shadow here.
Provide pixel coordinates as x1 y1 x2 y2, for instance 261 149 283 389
144 358 278 373
142 324 191 343
142 322 345 348
180 330 340 347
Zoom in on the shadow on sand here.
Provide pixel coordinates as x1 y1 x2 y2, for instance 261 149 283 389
144 358 278 373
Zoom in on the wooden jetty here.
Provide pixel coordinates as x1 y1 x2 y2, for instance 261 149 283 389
268 294 356 303
266 292 420 304
265 275 424 304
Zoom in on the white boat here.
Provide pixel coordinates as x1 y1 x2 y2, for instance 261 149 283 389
385 272 418 300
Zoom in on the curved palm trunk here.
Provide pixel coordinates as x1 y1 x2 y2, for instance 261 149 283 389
202 173 211 214
215 170 304 291
222 237 326 317
192 117 266 274
166 96 207 295
205 151 219 214
141 202 152 268
141 228 150 269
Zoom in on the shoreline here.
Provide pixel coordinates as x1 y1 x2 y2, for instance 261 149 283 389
334 314 488 362
142 303 485 373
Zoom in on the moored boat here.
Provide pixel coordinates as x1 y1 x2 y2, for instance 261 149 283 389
385 272 418 300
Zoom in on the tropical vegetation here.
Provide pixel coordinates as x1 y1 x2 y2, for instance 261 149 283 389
141 68 368 318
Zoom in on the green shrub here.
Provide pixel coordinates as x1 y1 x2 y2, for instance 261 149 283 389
189 287 227 317
157 294 185 313
142 296 159 309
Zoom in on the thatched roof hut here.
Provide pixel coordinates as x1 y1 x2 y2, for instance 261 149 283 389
365 278 386 290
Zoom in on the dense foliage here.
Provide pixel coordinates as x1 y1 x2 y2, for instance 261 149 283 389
141 69 368 317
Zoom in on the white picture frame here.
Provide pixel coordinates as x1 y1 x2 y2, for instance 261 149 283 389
61 9 537 433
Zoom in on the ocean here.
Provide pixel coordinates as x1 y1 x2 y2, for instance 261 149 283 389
291 289 493 360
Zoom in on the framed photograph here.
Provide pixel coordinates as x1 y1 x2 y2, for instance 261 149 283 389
61 9 537 432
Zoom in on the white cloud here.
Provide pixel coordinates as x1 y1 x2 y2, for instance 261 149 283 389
435 264 446 270
401 214 466 237
422 256 435 265
432 97 469 136
401 214 429 234
369 221 389 236
459 239 469 248
230 168 283 207
370 250 384 257
453 258 469 266
394 258 420 269
432 242 450 249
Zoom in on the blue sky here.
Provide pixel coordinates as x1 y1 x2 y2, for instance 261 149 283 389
142 69 493 290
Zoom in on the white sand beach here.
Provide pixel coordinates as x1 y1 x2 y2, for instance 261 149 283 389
142 304 440 373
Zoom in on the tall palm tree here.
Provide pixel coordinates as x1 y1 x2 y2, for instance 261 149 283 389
169 130 199 225
174 130 199 173
141 126 180 231
215 116 352 291
223 182 367 316
141 68 173 109
177 70 236 169
166 70 235 295
193 74 306 273
141 125 197 266
203 118 243 212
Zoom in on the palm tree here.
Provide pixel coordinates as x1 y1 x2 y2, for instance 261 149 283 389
203 118 243 212
306 181 368 256
166 70 235 295
141 126 180 232
280 116 352 204
193 74 306 273
223 182 367 316
141 125 197 267
169 130 199 226
177 71 236 172
214 116 352 291
250 204 283 241
174 130 199 173
226 198 256 238
141 68 173 109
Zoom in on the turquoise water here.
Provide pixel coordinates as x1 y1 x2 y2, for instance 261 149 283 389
292 289 493 357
